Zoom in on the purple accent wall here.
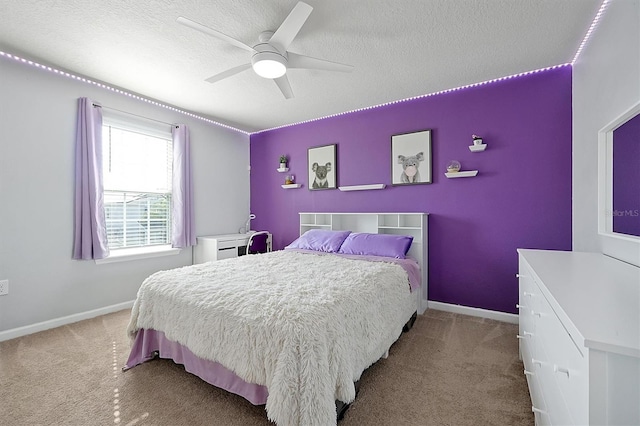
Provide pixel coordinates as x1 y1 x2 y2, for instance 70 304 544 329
612 112 640 237
250 67 572 314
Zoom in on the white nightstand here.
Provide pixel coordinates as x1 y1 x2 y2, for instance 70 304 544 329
193 233 272 264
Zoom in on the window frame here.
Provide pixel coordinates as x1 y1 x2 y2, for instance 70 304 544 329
97 111 180 263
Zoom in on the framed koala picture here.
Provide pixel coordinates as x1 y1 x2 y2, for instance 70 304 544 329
308 144 337 190
391 129 432 185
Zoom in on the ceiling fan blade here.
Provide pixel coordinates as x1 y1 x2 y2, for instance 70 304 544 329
269 2 313 52
274 75 294 99
205 63 252 84
177 17 255 53
287 52 354 73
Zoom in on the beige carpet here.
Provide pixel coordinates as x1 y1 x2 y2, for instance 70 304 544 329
0 309 533 425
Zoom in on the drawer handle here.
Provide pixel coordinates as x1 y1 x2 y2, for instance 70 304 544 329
523 291 535 297
516 304 527 309
516 331 533 339
532 406 547 415
532 358 544 367
524 370 535 377
554 365 570 378
531 310 543 317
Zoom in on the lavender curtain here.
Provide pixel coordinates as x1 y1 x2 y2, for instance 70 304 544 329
72 98 109 259
172 125 195 248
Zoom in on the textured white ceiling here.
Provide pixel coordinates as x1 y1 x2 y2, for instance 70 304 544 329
0 0 601 132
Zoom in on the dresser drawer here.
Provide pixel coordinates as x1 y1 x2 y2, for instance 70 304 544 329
518 265 538 334
521 336 534 374
535 295 588 425
195 234 253 263
217 239 242 249
217 246 238 259
518 263 538 381
525 365 547 419
518 304 535 368
521 262 585 425
536 344 573 426
533 407 552 426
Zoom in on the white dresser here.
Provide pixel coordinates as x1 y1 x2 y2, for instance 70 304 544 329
193 233 272 264
517 249 640 425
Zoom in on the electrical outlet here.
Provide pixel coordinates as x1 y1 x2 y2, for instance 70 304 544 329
0 280 8 296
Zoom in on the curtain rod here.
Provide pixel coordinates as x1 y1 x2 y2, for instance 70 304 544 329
92 103 178 128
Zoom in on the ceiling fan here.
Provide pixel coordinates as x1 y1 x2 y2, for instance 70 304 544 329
177 1 353 99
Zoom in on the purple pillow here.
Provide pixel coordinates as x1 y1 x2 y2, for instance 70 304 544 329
285 229 351 253
337 232 413 259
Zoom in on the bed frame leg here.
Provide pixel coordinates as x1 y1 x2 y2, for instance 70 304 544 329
403 311 417 333
336 401 350 421
336 380 360 421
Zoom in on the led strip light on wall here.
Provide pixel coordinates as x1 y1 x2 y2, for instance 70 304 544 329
0 0 608 136
253 63 572 134
254 0 610 134
0 51 250 135
571 0 611 65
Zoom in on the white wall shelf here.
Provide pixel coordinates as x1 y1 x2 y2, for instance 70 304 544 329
469 144 487 152
445 170 478 178
338 184 385 191
281 183 302 189
277 167 289 173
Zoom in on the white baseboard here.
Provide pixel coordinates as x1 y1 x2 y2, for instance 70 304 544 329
426 301 519 324
0 300 135 342
1 299 517 342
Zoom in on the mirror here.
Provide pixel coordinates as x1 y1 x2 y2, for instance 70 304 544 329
612 112 640 236
598 101 640 240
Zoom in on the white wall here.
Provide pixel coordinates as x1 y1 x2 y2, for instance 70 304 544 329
572 0 640 265
0 56 250 334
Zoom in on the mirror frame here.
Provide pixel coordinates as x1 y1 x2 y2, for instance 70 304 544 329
597 100 640 242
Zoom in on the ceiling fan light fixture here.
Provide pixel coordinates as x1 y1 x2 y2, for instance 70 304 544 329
179 2 352 98
252 52 287 79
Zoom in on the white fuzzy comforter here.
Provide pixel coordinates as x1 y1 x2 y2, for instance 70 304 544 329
127 250 416 426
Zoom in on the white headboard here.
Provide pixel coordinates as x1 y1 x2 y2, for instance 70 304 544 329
299 212 428 314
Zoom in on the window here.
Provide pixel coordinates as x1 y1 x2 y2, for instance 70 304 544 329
102 117 173 250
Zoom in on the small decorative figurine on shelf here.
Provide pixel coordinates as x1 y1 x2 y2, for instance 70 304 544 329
446 160 461 173
285 174 295 185
472 134 483 146
279 155 288 169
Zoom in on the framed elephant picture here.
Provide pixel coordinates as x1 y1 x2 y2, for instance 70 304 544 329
391 129 432 185
308 144 337 190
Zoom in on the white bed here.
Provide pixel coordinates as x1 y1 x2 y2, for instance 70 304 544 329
125 212 427 425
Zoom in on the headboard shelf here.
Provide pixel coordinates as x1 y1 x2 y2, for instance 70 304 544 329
378 225 422 229
299 212 428 314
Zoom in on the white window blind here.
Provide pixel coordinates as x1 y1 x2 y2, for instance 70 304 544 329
102 118 173 250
